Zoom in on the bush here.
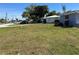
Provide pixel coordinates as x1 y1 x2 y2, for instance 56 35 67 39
20 20 28 24
54 20 60 26
37 19 42 23
43 19 46 23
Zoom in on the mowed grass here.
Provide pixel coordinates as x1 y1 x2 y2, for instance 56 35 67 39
0 24 79 54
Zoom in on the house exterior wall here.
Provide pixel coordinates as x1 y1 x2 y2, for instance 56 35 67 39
60 15 65 24
75 13 79 26
68 14 76 26
46 18 55 23
45 17 60 23
60 14 76 26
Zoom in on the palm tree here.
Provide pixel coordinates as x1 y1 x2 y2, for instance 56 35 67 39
62 4 66 13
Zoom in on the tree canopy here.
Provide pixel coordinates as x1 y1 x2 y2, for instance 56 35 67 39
47 10 57 16
22 4 49 22
62 5 66 13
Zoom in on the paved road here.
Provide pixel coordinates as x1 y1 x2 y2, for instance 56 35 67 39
0 23 14 28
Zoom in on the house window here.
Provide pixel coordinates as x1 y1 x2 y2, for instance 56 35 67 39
65 15 69 19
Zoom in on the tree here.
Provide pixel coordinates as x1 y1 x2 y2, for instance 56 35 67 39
22 4 36 19
22 11 29 18
56 12 61 15
47 10 57 16
22 4 49 23
16 18 19 22
33 5 49 22
62 5 66 13
0 18 5 23
34 5 48 18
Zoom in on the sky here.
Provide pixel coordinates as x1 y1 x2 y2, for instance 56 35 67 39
0 3 79 20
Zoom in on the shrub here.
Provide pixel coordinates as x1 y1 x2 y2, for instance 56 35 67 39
20 20 28 24
54 20 60 26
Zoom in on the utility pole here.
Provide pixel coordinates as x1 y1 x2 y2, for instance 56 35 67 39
5 12 7 23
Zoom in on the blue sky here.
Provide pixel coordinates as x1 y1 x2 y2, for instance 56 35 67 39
0 3 79 20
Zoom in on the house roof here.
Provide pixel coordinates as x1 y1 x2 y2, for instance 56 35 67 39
44 15 60 19
62 10 79 15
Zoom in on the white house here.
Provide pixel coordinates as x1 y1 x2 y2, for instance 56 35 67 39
60 10 79 26
43 15 60 23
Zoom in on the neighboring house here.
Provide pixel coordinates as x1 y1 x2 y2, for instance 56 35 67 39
60 10 79 26
43 15 60 23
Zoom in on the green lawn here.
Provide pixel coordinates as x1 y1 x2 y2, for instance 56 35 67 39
0 24 79 55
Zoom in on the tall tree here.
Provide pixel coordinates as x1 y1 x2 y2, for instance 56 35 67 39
22 4 49 22
34 5 48 18
62 5 66 13
22 4 35 19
